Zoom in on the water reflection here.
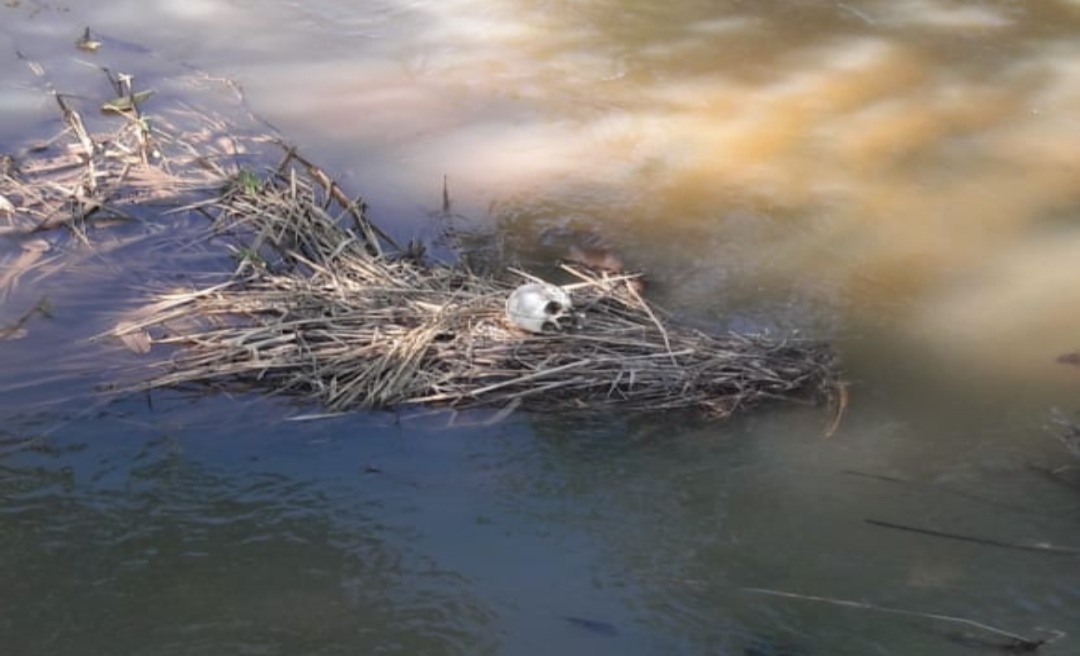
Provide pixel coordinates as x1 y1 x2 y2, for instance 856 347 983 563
206 0 1080 384
493 407 1080 654
0 406 499 655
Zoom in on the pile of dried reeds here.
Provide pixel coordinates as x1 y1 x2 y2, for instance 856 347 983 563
0 65 273 305
111 149 842 420
0 72 254 240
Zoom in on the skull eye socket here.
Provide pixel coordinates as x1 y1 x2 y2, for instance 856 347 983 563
543 300 563 315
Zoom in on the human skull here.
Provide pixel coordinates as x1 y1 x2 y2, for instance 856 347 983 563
505 283 573 334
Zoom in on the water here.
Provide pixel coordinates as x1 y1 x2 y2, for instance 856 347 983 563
2 1 1080 654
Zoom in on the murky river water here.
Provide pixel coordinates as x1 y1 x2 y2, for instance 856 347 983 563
3 1 1080 654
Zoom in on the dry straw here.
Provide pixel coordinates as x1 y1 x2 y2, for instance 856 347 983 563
0 79 242 240
0 61 841 420
111 148 843 420
0 65 268 301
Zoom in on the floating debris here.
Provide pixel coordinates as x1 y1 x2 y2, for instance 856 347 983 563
0 55 841 420
107 148 842 418
75 27 102 53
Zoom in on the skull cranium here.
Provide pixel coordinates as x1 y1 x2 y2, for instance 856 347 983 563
505 283 573 334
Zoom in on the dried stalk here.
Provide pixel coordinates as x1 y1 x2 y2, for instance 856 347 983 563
107 151 841 417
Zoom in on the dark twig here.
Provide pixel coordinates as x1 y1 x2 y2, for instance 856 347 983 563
864 519 1080 555
0 296 52 340
1047 408 1080 459
1025 463 1080 493
744 587 1063 652
843 470 1052 516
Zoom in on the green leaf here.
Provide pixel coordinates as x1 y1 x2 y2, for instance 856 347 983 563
102 90 154 113
235 169 261 195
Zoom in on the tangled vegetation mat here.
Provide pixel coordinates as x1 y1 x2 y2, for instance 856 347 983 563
1 49 843 423
105 149 842 422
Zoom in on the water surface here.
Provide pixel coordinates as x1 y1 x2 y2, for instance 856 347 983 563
2 1 1080 654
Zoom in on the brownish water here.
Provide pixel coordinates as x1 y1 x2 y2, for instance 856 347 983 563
2 1 1080 655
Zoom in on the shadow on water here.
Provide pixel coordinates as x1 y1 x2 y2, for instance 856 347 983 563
0 398 498 655
483 406 1080 654
1 376 1078 654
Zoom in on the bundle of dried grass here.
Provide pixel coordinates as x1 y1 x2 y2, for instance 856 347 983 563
0 74 250 239
112 149 842 420
1 66 271 301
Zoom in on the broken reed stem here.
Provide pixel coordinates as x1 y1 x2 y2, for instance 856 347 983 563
273 145 401 256
844 470 1054 516
0 296 50 340
743 587 1062 651
864 519 1080 555
1 63 266 251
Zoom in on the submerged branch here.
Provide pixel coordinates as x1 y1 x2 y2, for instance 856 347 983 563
744 587 1064 652
864 519 1080 556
